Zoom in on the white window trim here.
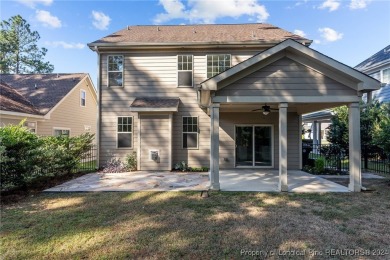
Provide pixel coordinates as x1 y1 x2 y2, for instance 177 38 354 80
107 55 124 87
53 127 71 137
381 68 390 84
182 116 199 150
116 116 133 149
177 54 194 88
206 54 231 78
24 120 37 133
233 124 274 169
80 89 86 107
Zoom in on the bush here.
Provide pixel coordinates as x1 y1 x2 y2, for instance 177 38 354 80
125 152 137 171
314 158 325 174
0 122 44 190
174 161 188 172
0 122 95 191
102 158 128 173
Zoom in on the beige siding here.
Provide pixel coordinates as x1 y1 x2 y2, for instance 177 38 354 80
219 112 300 170
99 49 265 167
37 77 97 138
140 115 170 170
217 57 356 97
0 117 24 126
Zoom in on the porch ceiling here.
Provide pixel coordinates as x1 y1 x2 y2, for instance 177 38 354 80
220 102 347 114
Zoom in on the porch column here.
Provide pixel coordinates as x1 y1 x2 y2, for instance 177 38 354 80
313 120 318 153
348 102 362 192
279 103 288 192
210 103 220 190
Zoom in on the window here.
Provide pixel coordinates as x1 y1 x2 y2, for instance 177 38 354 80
178 55 193 87
80 90 86 107
108 55 123 87
54 129 70 137
382 68 390 83
183 116 198 149
207 54 231 78
117 117 132 148
24 121 36 133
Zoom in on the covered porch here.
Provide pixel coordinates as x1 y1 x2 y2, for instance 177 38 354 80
199 39 380 192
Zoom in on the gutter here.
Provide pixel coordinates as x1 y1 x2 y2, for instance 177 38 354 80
88 39 313 50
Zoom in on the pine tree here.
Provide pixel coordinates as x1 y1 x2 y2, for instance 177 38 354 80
0 15 54 74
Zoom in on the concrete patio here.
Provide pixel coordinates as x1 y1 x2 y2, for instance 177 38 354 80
45 169 351 193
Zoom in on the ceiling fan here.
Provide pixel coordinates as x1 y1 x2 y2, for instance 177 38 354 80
252 104 278 115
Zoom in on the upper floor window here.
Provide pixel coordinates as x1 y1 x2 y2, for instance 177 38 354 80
108 55 123 87
80 90 86 107
382 68 390 84
178 55 193 87
207 54 231 78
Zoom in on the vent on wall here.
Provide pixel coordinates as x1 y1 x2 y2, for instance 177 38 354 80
149 150 159 162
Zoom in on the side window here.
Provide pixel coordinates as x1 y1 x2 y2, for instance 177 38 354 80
382 68 390 84
178 55 193 87
117 117 133 148
54 129 70 137
80 90 86 107
207 54 231 78
183 116 198 149
24 121 36 133
108 55 123 87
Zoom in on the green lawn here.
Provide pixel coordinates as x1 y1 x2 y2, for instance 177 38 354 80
1 179 390 259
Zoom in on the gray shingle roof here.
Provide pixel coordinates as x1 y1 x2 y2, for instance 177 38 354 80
0 80 40 115
355 45 390 71
89 23 311 46
130 98 180 112
0 73 87 115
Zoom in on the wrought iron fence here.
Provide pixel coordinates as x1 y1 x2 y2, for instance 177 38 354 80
302 143 390 175
76 144 97 172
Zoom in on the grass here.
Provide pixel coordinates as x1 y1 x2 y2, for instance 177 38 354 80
1 179 390 259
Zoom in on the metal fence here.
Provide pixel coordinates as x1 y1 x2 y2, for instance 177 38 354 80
302 143 390 175
77 144 97 172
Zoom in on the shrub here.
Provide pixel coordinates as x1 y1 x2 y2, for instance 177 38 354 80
0 122 44 190
125 152 137 171
174 161 188 172
314 158 325 174
0 122 95 191
102 158 128 173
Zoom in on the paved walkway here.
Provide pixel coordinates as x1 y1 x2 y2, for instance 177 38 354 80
44 169 361 193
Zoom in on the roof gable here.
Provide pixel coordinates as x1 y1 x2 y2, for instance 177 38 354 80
0 81 40 115
200 39 381 92
1 73 87 115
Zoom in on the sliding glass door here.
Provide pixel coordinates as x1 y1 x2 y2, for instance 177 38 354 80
235 125 273 167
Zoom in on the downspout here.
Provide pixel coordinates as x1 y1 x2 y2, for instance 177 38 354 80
94 46 101 169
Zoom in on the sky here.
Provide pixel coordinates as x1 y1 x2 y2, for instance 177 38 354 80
2 0 390 87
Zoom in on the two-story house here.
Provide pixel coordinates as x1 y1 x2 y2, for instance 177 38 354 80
88 23 380 192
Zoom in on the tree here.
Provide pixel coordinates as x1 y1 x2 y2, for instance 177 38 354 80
372 103 390 153
0 15 54 74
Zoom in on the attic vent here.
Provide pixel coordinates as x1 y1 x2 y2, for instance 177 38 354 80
127 25 130 30
34 83 37 89
193 28 196 33
157 26 160 31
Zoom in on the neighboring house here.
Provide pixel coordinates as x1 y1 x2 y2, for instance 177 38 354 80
88 23 380 192
0 73 97 137
355 45 390 103
302 110 332 144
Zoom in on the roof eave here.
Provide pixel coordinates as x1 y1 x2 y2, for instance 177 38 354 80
88 39 312 51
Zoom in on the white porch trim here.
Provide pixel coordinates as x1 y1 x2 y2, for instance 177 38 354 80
210 103 220 190
348 102 362 192
278 102 288 192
